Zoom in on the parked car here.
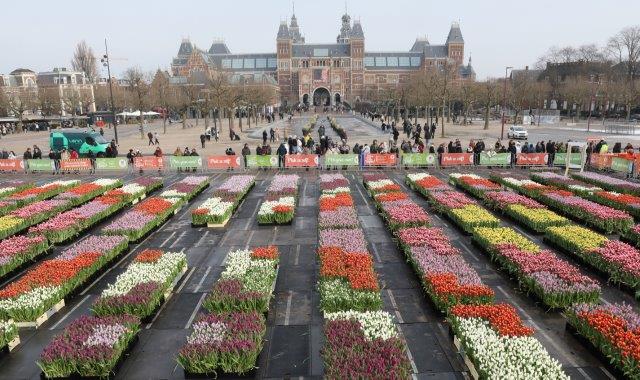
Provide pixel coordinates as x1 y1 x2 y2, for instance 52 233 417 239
507 125 528 139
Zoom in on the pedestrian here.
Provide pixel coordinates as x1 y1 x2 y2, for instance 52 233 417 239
241 143 251 168
147 131 154 146
100 127 104 137
270 128 275 143
200 134 206 149
154 132 159 145
23 148 32 160
262 129 268 145
277 142 287 168
33 145 42 159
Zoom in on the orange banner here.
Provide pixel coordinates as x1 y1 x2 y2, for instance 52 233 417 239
590 154 612 169
207 155 242 169
60 159 92 170
285 154 319 167
133 156 164 169
516 153 548 166
364 154 397 166
0 159 24 171
440 153 473 166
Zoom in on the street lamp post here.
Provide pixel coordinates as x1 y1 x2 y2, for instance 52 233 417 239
500 66 513 140
101 39 118 144
587 76 599 132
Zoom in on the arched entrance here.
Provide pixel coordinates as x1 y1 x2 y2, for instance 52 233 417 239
334 93 341 104
313 87 331 107
302 94 309 106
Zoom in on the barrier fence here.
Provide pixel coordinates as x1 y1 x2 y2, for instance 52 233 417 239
0 152 633 173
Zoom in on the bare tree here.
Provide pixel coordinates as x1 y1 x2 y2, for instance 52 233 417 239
38 88 61 117
607 26 640 119
71 41 98 84
151 70 172 134
561 77 589 122
123 67 151 138
3 89 37 132
477 80 500 130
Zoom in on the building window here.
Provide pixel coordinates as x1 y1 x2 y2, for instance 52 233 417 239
399 57 410 67
232 59 243 69
268 58 277 68
387 57 398 67
364 57 375 67
410 57 421 67
313 48 328 57
244 59 255 69
256 59 267 68
375 57 386 67
221 59 232 69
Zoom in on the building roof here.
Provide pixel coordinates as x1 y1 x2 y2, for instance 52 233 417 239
178 40 194 55
10 68 35 75
351 21 364 39
292 44 350 58
423 45 448 58
446 22 464 44
410 38 430 52
208 41 231 55
277 22 290 39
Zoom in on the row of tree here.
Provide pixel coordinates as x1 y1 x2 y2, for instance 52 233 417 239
361 25 640 137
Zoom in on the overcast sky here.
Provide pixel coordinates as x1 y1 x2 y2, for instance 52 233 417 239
3 0 639 79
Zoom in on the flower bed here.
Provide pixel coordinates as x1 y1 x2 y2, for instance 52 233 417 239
6 180 79 208
0 319 18 351
396 226 494 313
450 173 502 198
29 178 161 244
316 174 410 375
406 172 449 194
449 304 568 379
102 197 180 241
530 172 601 195
92 249 187 319
0 235 49 279
192 175 255 226
55 178 122 206
318 247 381 312
565 303 639 378
493 175 633 234
0 179 124 241
571 171 640 196
0 180 33 199
257 174 299 225
322 311 412 380
473 227 600 308
319 174 350 194
38 314 139 378
158 175 210 204
546 225 640 297
204 247 279 313
177 311 266 376
363 174 430 231
0 235 128 323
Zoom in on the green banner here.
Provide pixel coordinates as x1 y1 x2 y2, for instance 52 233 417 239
170 156 203 169
324 154 359 166
553 153 583 167
95 158 128 170
479 153 510 166
27 159 54 171
401 153 436 166
611 157 632 172
245 155 278 168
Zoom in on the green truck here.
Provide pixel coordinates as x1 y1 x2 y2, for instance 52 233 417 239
50 129 110 157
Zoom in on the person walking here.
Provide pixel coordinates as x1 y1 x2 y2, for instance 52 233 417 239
154 132 159 145
277 142 287 168
270 128 275 143
200 134 206 149
262 130 268 145
147 132 154 146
